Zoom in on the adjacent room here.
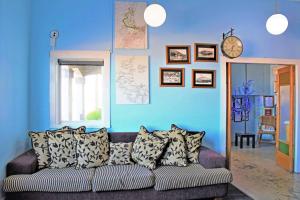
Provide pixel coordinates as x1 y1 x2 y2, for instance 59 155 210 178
1 0 300 200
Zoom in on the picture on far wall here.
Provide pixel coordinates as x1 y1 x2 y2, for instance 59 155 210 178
264 96 274 108
194 43 218 62
192 69 216 88
160 68 185 87
166 45 191 64
233 97 242 109
115 1 147 49
115 55 149 104
234 111 242 122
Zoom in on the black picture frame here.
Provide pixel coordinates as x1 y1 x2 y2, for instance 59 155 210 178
166 45 191 64
160 68 185 87
242 111 249 121
194 43 218 62
234 111 242 122
264 96 274 108
233 97 242 109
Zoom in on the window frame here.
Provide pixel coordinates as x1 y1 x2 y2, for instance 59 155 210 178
50 51 111 128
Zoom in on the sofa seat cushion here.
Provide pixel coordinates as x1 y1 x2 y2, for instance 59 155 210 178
3 167 95 192
92 165 155 191
153 164 232 191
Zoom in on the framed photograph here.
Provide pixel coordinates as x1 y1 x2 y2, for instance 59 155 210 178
194 43 218 62
160 68 185 87
264 108 273 116
242 111 249 121
234 111 242 122
264 96 274 108
192 69 216 88
233 97 242 109
166 45 191 64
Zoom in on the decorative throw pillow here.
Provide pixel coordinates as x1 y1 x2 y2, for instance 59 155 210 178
108 142 134 165
74 128 109 169
47 129 76 168
153 130 188 166
131 126 168 170
171 124 205 163
28 131 51 169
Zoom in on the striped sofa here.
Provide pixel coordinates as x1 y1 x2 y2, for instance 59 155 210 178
3 132 232 200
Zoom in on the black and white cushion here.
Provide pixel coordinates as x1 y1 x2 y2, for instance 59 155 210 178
92 165 154 191
171 124 205 163
3 167 95 192
108 142 134 165
28 131 51 169
153 129 188 167
153 164 232 191
131 126 168 170
74 128 109 169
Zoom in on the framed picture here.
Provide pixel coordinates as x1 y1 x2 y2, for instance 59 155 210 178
194 43 218 62
242 111 249 121
234 111 242 122
166 45 191 64
264 108 273 116
264 96 274 108
233 97 242 109
160 68 185 87
192 69 216 88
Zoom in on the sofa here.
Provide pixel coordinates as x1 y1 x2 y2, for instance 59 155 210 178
3 132 232 200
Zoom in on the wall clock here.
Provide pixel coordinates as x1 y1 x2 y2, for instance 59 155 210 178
221 28 243 59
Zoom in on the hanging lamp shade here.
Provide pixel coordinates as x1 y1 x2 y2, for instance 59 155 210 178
144 3 166 27
266 13 288 35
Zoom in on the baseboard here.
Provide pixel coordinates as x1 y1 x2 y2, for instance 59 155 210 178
0 180 5 200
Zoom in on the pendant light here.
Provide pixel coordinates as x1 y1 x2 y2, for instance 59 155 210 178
266 0 288 35
144 2 166 27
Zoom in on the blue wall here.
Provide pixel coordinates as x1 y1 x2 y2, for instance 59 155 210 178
0 0 31 188
28 0 300 155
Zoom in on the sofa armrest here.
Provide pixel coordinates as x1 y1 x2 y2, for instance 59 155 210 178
199 146 226 169
6 149 38 177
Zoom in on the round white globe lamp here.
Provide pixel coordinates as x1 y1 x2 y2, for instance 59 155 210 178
144 4 166 27
266 13 288 35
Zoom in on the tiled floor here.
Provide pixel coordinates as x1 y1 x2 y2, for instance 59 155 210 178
231 143 300 200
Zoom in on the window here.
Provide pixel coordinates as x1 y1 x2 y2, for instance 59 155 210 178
50 51 110 128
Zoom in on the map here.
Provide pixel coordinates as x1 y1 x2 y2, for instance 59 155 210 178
115 56 149 104
115 2 147 49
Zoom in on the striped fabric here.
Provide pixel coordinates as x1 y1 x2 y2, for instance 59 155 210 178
92 165 155 191
3 167 95 192
153 164 232 191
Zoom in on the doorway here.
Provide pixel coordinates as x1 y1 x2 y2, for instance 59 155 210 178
225 61 300 199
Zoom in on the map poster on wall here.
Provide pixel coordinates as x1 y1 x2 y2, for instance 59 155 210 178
116 56 149 104
115 1 148 49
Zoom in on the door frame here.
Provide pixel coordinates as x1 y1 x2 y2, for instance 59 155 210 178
220 56 300 172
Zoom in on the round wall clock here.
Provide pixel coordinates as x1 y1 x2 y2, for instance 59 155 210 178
221 35 243 59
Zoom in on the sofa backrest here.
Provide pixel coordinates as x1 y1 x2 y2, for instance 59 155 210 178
108 132 138 143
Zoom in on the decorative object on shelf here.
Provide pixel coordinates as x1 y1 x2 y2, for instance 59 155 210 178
166 45 191 64
115 55 149 104
144 3 166 27
115 1 147 49
264 108 273 116
221 28 243 59
160 68 185 87
266 0 288 35
194 43 218 62
192 69 216 88
264 96 274 108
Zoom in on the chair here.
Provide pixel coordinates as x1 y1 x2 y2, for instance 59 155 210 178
257 116 276 144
